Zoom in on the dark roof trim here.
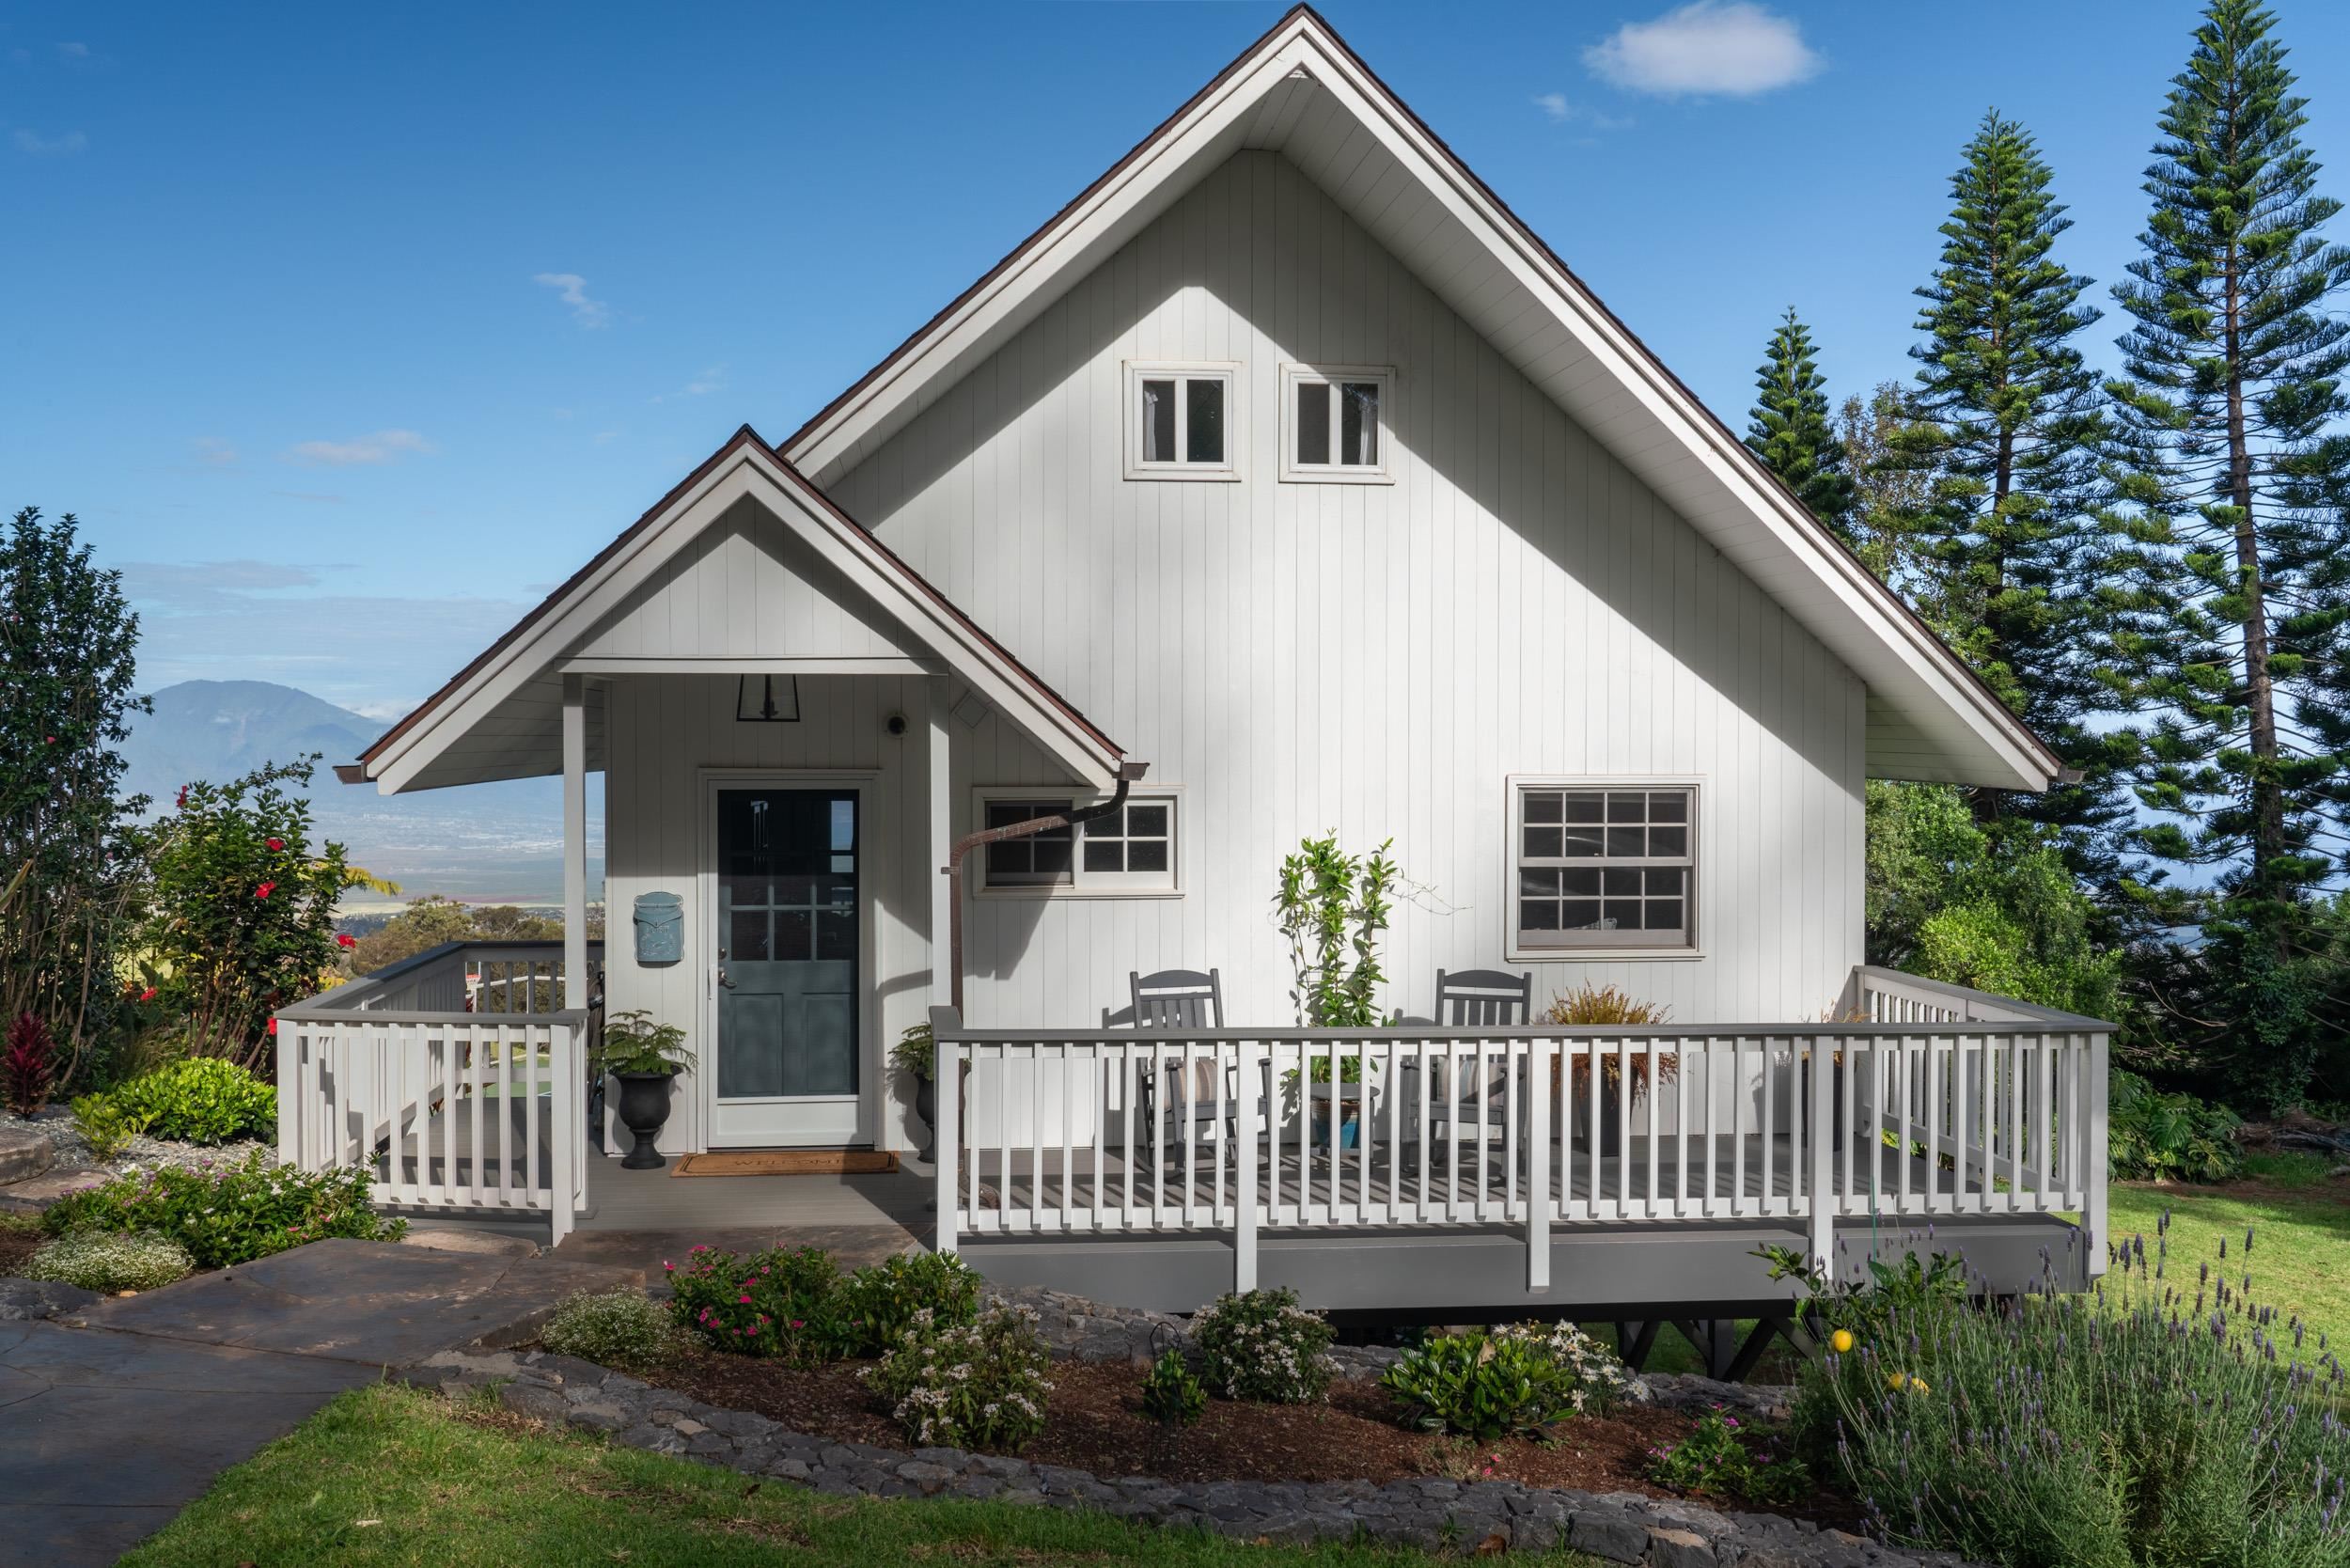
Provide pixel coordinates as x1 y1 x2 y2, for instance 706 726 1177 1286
355 425 1122 773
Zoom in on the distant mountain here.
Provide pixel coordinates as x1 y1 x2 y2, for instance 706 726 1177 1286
124 681 599 907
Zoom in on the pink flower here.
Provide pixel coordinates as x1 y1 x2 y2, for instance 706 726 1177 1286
738 1293 752 1304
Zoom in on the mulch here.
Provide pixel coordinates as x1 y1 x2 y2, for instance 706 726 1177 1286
0 1220 46 1275
655 1346 1858 1524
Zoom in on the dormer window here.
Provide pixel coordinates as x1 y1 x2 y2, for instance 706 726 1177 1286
1126 363 1239 479
1281 364 1393 482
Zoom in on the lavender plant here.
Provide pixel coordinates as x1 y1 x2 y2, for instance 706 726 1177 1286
1811 1218 2350 1567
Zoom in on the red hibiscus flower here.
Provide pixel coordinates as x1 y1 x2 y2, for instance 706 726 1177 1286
255 881 276 900
267 1017 278 1036
337 932 356 949
176 785 188 808
266 837 285 852
137 987 157 1003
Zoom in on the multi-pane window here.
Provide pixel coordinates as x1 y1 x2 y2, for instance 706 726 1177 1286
1512 783 1695 950
1280 365 1392 481
977 792 1180 894
1127 364 1237 478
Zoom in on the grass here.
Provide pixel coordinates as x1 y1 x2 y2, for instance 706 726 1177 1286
123 1382 1606 1568
2107 1168 2350 1353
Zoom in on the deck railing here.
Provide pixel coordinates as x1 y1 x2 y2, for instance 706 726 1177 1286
274 941 601 1244
929 966 2110 1295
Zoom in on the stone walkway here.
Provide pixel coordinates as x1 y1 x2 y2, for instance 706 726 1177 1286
0 1237 639 1567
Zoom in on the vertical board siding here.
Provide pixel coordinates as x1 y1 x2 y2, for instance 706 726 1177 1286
826 150 1864 1033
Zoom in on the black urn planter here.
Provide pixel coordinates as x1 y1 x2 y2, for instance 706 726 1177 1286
614 1070 679 1170
1570 1094 1627 1154
913 1073 937 1165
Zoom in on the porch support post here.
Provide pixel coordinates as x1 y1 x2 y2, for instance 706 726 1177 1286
932 1008 961 1257
927 679 953 1004
1807 1031 1837 1275
1234 1040 1260 1293
1526 1037 1550 1292
562 673 588 1011
2086 1029 2109 1277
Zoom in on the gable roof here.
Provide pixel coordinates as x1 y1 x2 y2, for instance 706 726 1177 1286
353 427 1130 793
779 6 2062 793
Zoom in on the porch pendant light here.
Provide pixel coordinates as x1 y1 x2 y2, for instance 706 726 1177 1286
735 673 801 723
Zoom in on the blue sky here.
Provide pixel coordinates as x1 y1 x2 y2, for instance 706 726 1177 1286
8 1 2348 721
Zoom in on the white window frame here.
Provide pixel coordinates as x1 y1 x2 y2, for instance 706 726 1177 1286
1124 362 1240 481
1504 776 1700 961
972 786 1183 898
1278 363 1395 484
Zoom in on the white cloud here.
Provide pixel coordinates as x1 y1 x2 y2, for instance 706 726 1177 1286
1583 2 1821 99
532 271 609 328
1532 91 1631 132
285 430 431 466
652 365 726 402
13 128 87 154
1535 92 1570 122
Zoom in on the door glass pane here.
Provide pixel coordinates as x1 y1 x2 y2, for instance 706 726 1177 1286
1186 378 1225 463
1295 381 1331 464
717 790 858 1102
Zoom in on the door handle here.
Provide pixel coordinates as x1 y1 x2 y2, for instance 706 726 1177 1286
715 965 735 991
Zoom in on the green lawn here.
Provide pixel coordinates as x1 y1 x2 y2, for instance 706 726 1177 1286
123 1383 1604 1568
2107 1168 2350 1352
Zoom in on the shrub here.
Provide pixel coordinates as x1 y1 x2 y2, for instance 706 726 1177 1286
1810 1216 2350 1568
43 1149 402 1266
2109 1069 2243 1182
1383 1321 1631 1439
3 1011 56 1116
861 1303 1053 1450
24 1230 195 1294
1191 1287 1336 1403
1754 1241 1970 1345
1140 1349 1207 1427
833 1250 982 1356
98 1058 276 1145
665 1244 843 1363
1648 1407 1810 1506
540 1289 680 1370
70 1091 151 1162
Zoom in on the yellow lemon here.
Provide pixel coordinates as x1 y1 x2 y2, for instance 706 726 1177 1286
1830 1329 1854 1354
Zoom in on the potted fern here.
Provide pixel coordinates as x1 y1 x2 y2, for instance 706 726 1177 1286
1547 982 1677 1152
892 1022 938 1163
592 1010 693 1169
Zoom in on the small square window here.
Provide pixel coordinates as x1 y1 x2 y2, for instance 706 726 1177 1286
1126 364 1238 479
1280 365 1394 483
1511 780 1696 952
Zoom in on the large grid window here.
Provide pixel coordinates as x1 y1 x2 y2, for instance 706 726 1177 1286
1512 783 1695 950
977 792 1180 895
1126 364 1238 479
1280 364 1393 482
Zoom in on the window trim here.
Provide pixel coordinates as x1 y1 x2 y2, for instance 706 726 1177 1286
1124 362 1241 481
1278 363 1396 484
972 786 1184 899
1504 776 1701 961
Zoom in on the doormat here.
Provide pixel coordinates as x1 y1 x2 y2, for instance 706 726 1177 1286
670 1150 900 1177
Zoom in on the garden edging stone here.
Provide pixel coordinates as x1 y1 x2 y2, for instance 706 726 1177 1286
406 1345 1982 1567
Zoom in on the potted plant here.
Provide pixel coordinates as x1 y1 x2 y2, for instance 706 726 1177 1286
1547 983 1678 1152
892 1022 937 1163
592 1009 693 1169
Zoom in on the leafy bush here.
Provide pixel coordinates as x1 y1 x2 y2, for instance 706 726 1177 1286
665 1244 843 1363
1810 1216 2350 1568
3 1011 56 1116
1754 1241 1970 1344
43 1150 402 1266
23 1230 194 1293
1191 1287 1336 1403
96 1058 276 1145
1648 1407 1810 1506
861 1303 1053 1450
1274 834 1399 1027
1140 1349 1207 1427
540 1289 680 1370
1382 1321 1631 1439
2109 1069 2243 1182
70 1091 151 1161
833 1250 982 1356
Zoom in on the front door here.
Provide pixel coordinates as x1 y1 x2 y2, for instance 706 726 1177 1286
713 789 861 1146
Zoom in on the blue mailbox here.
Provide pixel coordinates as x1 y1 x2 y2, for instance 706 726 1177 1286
632 891 684 965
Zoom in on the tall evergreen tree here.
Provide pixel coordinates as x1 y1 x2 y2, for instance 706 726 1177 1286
1746 308 1857 543
2107 0 2350 1107
1889 112 2138 882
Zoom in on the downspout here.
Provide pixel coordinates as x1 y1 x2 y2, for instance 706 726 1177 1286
943 761 1149 1015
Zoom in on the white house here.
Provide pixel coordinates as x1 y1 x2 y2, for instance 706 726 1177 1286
282 8 2105 1324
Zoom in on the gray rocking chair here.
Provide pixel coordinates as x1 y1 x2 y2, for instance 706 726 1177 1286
1399 968 1534 1143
